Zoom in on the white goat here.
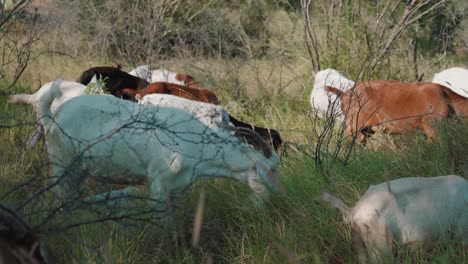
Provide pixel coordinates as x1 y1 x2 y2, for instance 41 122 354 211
8 78 106 148
9 80 84 114
321 175 468 263
432 67 468 98
36 85 283 220
137 93 230 130
128 65 152 81
310 68 355 121
128 65 194 86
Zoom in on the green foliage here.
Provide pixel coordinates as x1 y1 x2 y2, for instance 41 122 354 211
300 0 467 79
84 76 110 95
239 0 270 57
60 0 276 61
414 1 465 53
1 1 467 263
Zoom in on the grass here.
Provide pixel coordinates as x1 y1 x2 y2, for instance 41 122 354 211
1 2 467 261
1 82 467 262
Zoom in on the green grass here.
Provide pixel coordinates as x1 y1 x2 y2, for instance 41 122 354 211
1 88 466 263
1 1 467 260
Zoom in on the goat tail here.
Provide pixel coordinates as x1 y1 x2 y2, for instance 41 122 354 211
325 86 343 96
321 191 352 222
37 80 62 132
8 93 34 104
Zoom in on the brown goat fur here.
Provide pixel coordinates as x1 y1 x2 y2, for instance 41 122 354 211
121 82 220 104
326 81 455 143
175 73 200 88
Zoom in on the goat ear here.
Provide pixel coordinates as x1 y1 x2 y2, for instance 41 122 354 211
325 86 343 97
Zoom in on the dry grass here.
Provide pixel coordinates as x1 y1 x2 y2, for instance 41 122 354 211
1 1 467 263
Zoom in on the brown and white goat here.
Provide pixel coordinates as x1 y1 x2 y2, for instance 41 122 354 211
121 82 220 104
128 65 200 88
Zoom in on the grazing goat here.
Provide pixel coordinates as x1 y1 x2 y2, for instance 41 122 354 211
228 115 283 152
121 82 219 104
137 94 230 130
36 86 283 221
310 68 355 121
77 66 149 98
321 175 468 264
137 94 282 153
8 79 106 148
0 202 47 264
129 65 200 88
326 81 454 143
126 82 283 151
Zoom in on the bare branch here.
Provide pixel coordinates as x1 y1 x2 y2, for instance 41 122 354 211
301 0 320 75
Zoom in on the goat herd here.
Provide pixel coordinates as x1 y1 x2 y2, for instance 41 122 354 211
2 65 468 263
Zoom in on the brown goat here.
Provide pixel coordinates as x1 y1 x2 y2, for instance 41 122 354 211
121 82 220 104
326 81 455 143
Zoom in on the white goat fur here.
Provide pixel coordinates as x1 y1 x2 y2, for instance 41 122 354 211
8 79 105 148
9 80 86 114
129 65 185 85
321 175 468 263
432 67 468 98
138 94 230 129
310 68 355 120
37 85 281 216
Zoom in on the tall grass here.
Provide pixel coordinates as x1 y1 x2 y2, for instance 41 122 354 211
1 87 466 263
1 1 467 263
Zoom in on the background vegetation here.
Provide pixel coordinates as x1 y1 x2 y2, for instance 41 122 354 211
1 0 467 263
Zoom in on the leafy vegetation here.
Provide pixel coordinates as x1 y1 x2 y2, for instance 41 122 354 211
0 0 467 263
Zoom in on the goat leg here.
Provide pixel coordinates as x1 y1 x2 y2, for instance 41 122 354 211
25 130 43 149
